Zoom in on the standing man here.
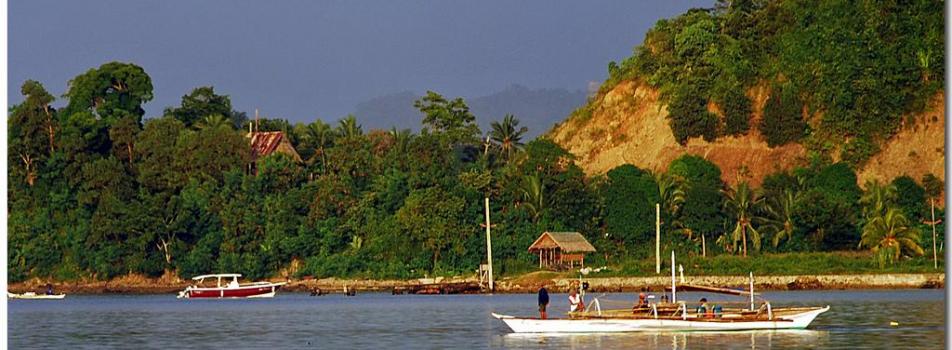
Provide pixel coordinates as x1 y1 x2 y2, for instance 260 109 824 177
537 284 550 319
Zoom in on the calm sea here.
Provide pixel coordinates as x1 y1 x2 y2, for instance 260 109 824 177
7 289 945 349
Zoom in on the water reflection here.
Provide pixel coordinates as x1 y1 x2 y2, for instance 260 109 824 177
499 330 829 349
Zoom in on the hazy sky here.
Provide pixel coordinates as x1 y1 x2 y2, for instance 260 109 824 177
10 1 712 127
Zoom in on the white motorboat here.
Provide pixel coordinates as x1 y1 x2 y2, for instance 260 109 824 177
8 292 66 300
177 274 287 299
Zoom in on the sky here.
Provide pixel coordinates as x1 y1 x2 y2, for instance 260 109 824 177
9 0 713 129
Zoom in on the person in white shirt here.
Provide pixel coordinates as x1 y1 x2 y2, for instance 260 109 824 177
568 289 583 312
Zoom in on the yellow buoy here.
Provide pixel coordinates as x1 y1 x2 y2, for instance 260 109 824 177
890 321 899 327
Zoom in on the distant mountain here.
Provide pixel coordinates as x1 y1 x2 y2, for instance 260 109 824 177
469 84 587 139
352 85 587 139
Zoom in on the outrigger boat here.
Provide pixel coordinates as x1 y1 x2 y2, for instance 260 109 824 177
7 292 66 300
177 274 287 299
494 252 829 333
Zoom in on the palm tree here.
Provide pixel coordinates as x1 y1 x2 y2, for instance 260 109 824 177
490 114 528 161
653 170 686 220
299 120 335 174
722 181 763 257
860 207 925 267
860 179 898 220
336 114 363 139
389 127 413 154
760 189 799 249
197 114 230 130
520 173 545 223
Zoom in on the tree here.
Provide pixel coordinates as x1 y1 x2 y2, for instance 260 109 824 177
63 62 154 124
760 189 799 249
336 115 363 139
722 181 763 256
490 114 529 161
164 86 233 128
759 84 806 147
520 173 545 223
109 116 141 167
414 91 481 145
296 120 335 174
20 80 57 152
668 155 725 243
9 80 57 186
860 207 924 267
859 180 898 221
396 187 467 271
653 170 686 225
602 165 659 248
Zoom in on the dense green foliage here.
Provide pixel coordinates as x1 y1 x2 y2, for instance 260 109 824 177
9 57 944 282
597 0 942 164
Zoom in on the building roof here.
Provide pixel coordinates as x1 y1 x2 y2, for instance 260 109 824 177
528 231 596 253
248 131 302 163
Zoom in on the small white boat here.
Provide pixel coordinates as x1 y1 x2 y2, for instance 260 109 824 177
8 292 66 300
177 273 287 299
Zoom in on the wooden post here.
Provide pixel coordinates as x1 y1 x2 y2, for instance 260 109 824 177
931 198 938 269
656 203 661 274
484 197 494 291
702 234 706 258
749 272 755 310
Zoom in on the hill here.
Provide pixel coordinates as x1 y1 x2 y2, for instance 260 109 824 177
550 80 944 187
548 0 944 187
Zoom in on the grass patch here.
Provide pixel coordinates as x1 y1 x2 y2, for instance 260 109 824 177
587 251 943 277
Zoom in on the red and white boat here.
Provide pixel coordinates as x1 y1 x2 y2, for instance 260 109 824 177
177 274 287 299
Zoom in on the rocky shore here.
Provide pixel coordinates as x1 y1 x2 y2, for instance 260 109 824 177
7 272 944 295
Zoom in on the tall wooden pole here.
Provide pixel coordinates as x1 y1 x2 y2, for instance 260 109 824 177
670 250 676 304
484 197 494 292
702 234 706 258
656 203 661 274
931 199 938 269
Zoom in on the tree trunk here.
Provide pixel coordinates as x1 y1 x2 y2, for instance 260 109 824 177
44 105 55 153
742 225 748 257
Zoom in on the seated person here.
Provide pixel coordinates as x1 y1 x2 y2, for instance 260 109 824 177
696 298 709 314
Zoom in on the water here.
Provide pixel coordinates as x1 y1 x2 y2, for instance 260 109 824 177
8 289 945 349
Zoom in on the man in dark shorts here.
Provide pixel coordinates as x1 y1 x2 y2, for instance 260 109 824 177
537 285 549 319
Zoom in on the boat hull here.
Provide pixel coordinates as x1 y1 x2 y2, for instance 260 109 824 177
493 306 829 333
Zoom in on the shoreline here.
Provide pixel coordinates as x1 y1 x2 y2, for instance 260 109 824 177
7 272 944 295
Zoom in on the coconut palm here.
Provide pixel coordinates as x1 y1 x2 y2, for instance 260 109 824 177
490 114 528 161
860 207 925 267
759 189 799 249
299 120 335 174
722 181 764 257
860 179 898 220
389 127 413 154
653 170 686 220
520 173 545 223
336 114 363 139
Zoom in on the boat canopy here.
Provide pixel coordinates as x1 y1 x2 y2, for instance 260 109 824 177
664 284 760 297
192 274 242 280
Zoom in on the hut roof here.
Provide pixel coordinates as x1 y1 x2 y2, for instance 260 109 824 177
528 232 596 253
249 131 302 163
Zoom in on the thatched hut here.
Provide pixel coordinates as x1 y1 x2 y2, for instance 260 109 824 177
528 231 596 269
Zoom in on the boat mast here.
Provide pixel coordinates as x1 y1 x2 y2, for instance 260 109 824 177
671 250 676 304
749 272 754 310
